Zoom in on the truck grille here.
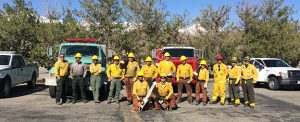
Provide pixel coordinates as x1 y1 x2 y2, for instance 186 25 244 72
288 70 300 78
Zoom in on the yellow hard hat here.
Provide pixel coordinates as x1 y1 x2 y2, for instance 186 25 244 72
136 72 144 77
180 56 187 61
113 56 120 60
243 56 251 61
200 60 207 65
75 53 82 58
145 56 153 62
164 52 171 57
160 73 167 77
128 53 135 58
231 57 238 62
92 55 98 60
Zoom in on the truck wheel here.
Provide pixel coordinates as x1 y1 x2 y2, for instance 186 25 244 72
1 78 11 97
28 73 37 89
268 77 279 90
49 86 56 98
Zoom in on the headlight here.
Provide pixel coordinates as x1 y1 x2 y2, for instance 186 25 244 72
279 72 288 79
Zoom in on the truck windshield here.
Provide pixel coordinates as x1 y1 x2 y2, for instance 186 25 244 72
61 45 99 56
263 60 290 67
0 55 11 65
164 49 194 57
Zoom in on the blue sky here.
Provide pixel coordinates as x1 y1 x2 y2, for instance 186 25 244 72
1 0 299 24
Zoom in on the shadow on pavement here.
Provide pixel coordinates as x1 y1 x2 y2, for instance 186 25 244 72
0 83 47 99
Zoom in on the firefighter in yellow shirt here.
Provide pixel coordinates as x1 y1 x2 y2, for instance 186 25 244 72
90 55 102 103
176 56 193 104
106 56 124 104
195 60 209 106
54 54 69 105
210 55 228 105
157 52 176 83
227 57 241 107
132 72 150 111
141 56 159 97
124 53 140 105
154 74 177 110
241 56 258 108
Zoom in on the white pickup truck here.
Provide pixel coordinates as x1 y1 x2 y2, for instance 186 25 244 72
0 51 39 97
250 58 300 90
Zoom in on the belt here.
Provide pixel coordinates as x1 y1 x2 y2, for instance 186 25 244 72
229 78 237 80
113 77 121 79
125 77 134 78
198 80 205 82
243 78 253 80
180 77 190 80
73 75 83 77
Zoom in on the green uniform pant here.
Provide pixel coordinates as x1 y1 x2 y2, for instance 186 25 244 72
90 75 101 101
56 76 67 102
108 78 122 100
72 76 86 101
241 79 255 104
228 78 240 103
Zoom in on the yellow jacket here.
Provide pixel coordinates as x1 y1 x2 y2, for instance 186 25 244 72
228 65 241 84
106 63 124 79
133 80 149 99
156 82 173 99
125 61 140 77
213 63 228 81
141 64 158 79
54 60 69 77
176 63 193 80
90 63 102 75
157 60 176 75
198 68 209 83
241 64 258 83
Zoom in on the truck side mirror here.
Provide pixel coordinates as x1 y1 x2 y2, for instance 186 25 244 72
47 47 53 57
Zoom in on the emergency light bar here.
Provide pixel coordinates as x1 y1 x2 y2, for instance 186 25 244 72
66 38 97 43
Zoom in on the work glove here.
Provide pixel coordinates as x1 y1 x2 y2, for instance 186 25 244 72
204 83 208 89
187 79 192 83
235 79 240 85
193 72 198 76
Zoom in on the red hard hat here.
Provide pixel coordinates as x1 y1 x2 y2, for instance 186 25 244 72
216 55 224 60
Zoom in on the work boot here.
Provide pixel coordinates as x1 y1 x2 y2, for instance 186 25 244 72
194 100 199 105
176 98 182 104
56 102 62 105
203 102 207 106
228 101 234 105
234 103 240 107
250 106 255 109
95 100 100 103
82 100 88 103
210 101 218 104
220 102 225 106
188 100 193 105
116 100 120 104
71 100 76 104
244 103 249 107
127 101 133 105
107 99 112 104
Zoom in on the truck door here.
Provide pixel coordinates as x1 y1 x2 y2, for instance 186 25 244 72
253 60 266 82
17 56 30 81
11 56 22 85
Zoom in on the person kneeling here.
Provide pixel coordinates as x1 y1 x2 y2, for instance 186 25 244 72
132 72 150 111
153 74 177 111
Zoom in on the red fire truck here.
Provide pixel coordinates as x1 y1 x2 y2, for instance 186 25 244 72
151 45 202 84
